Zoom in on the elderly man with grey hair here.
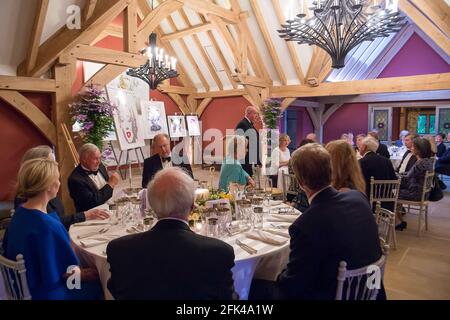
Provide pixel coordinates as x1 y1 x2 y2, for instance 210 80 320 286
68 143 120 212
236 105 262 176
142 133 193 188
107 167 236 300
358 136 397 202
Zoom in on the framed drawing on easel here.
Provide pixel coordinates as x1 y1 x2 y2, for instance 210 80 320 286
186 115 201 137
107 87 145 150
167 115 187 138
141 100 169 139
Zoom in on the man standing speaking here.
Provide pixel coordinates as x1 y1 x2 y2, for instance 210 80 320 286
236 106 261 176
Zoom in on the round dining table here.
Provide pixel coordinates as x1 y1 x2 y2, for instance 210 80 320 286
69 202 300 300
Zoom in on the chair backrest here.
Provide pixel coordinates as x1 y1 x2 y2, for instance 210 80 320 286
421 171 435 202
375 202 395 247
369 177 401 210
281 172 299 201
0 254 31 300
335 245 389 300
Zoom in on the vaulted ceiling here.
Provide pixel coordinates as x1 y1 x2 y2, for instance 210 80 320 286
0 0 449 99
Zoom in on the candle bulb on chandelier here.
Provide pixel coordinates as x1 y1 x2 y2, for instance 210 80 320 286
165 55 169 68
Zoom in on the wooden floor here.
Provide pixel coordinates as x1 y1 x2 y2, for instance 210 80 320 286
125 167 450 300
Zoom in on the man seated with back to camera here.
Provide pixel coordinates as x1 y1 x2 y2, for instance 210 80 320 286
249 143 385 300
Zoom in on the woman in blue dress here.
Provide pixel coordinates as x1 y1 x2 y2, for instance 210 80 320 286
219 135 255 192
3 158 102 300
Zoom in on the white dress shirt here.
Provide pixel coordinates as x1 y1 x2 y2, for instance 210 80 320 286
82 165 108 190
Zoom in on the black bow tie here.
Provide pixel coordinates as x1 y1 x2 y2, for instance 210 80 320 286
84 169 99 176
162 157 171 163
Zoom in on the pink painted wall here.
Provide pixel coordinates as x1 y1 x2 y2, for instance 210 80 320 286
323 32 450 141
323 103 369 143
378 32 450 78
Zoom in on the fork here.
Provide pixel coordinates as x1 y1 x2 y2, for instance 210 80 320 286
236 239 258 254
77 227 109 239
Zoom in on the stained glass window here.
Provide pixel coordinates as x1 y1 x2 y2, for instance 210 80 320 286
417 115 427 134
430 115 436 135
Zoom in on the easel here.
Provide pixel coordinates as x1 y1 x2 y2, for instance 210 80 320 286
61 123 79 167
117 147 145 180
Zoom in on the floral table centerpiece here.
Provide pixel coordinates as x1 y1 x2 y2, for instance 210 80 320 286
69 84 116 150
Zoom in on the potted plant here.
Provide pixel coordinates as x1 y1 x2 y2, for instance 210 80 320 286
69 84 116 150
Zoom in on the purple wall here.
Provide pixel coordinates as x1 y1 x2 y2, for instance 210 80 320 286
378 32 450 78
323 103 369 143
323 32 450 141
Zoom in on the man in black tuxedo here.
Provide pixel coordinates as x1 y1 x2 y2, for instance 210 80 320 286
359 137 397 210
436 145 450 176
368 131 390 159
396 133 418 174
68 143 120 212
142 133 193 188
274 143 384 300
236 106 261 176
107 167 236 300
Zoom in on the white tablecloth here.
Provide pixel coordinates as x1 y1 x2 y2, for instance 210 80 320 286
69 203 300 300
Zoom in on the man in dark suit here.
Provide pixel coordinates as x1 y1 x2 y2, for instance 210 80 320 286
107 167 236 300
396 133 419 174
436 146 450 176
359 136 397 199
435 133 447 158
236 106 261 176
368 131 390 159
275 143 384 300
68 143 120 212
141 133 193 188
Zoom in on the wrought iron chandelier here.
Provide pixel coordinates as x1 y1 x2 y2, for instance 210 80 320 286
127 1 178 89
127 32 179 89
278 0 406 69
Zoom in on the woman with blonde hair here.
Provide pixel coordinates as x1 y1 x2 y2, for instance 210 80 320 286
14 145 109 230
325 140 366 193
270 134 291 187
3 158 103 300
219 135 255 191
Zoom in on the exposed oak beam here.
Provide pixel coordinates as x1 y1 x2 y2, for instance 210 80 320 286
410 0 450 37
17 0 130 77
317 90 450 104
25 0 50 74
124 0 138 53
271 73 450 98
160 22 214 41
399 0 450 56
197 97 213 116
178 9 223 90
195 89 246 99
165 16 210 91
158 85 196 95
137 0 184 49
66 44 147 67
83 0 98 21
178 0 240 24
0 90 57 145
168 93 190 114
271 0 304 84
0 75 57 92
249 0 287 85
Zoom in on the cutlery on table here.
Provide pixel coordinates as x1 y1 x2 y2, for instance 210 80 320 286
77 227 109 239
235 239 258 255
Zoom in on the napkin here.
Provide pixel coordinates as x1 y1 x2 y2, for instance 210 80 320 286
262 228 290 238
80 238 110 248
268 214 298 223
269 200 283 206
245 230 287 246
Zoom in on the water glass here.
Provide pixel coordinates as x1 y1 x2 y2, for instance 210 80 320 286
206 217 219 238
216 207 232 237
252 206 264 229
